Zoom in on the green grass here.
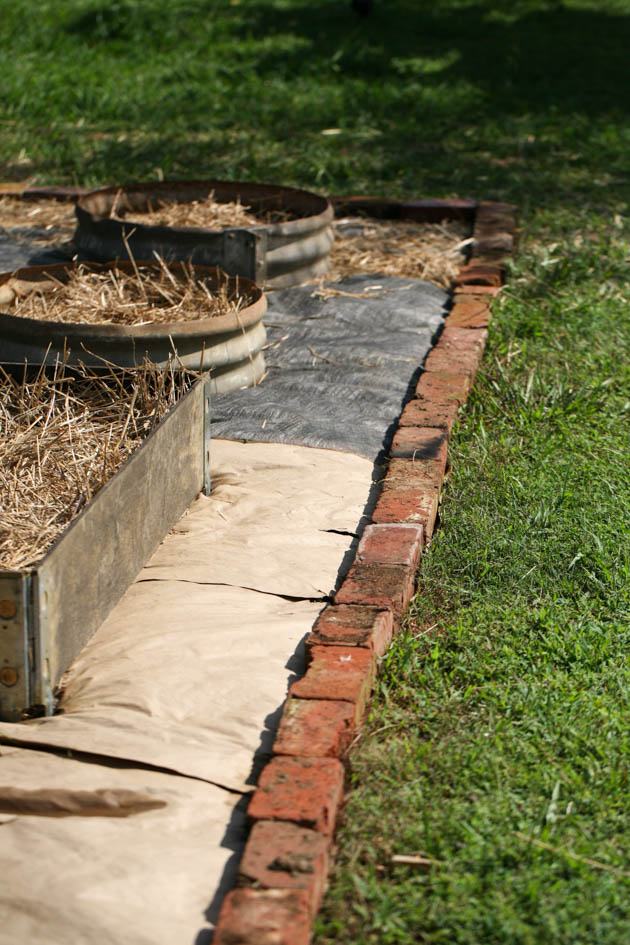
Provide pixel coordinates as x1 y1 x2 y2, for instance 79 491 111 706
1 2 628 942
316 215 630 944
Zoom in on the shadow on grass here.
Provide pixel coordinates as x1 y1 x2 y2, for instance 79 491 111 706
238 0 629 113
66 0 630 115
11 0 629 206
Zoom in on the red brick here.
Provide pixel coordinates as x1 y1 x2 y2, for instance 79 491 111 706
414 370 471 404
372 489 440 535
371 458 443 536
382 455 446 491
472 234 513 259
290 645 376 715
336 561 416 616
456 261 504 286
424 329 487 376
306 604 393 655
399 197 477 224
474 201 517 237
214 888 311 945
452 290 494 306
357 523 423 567
248 757 344 835
399 397 459 431
273 698 356 758
448 298 492 329
390 426 449 462
441 324 488 351
238 821 329 911
454 284 503 298
422 349 474 376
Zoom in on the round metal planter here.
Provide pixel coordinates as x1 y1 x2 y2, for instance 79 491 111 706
74 180 335 288
0 261 267 395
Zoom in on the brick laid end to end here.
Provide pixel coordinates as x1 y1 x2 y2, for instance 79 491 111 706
218 196 514 944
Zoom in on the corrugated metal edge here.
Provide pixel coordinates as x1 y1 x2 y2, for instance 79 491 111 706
75 180 334 286
0 261 267 377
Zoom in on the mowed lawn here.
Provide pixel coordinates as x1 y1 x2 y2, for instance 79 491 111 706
1 2 628 943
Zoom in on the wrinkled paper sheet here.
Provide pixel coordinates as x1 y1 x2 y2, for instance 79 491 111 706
0 746 244 945
0 439 375 943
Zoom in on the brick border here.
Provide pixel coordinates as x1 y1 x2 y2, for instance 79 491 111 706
0 184 517 942
0 183 88 201
214 197 517 943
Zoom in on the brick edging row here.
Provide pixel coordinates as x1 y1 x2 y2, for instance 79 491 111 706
0 183 516 940
214 199 518 944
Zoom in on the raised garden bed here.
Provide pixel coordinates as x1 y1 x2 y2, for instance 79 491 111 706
74 180 335 287
0 363 211 722
0 189 517 944
0 260 267 393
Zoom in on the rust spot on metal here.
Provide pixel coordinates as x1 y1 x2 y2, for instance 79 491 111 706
0 667 18 687
0 599 17 620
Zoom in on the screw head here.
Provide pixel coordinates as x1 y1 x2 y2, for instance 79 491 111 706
0 599 17 620
0 667 18 687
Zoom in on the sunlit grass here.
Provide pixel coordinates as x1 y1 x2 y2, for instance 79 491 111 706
2 2 628 942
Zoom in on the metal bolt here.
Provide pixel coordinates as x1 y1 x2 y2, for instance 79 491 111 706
0 667 18 687
0 599 17 620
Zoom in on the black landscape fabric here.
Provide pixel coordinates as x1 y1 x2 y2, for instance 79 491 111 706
211 274 446 460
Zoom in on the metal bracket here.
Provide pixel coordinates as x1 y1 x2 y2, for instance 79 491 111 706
221 228 267 284
0 572 32 721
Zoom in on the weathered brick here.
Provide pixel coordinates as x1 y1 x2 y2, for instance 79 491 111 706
456 261 504 286
372 489 439 535
454 284 503 298
414 369 471 404
399 397 459 431
448 298 492 329
440 324 488 351
273 698 356 758
400 197 477 224
248 757 344 835
381 455 446 491
472 234 514 259
336 561 417 616
306 604 394 655
290 645 376 716
371 458 443 536
390 426 449 463
214 888 311 945
474 201 517 238
422 348 473 375
238 821 329 911
356 523 424 567
423 328 487 376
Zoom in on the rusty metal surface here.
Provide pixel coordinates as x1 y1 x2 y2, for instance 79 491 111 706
0 574 33 721
0 261 267 393
0 184 87 200
0 376 211 722
74 180 334 288
332 195 477 224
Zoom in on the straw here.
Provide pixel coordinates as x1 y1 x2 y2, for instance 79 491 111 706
0 197 76 244
4 260 251 326
0 360 193 570
120 191 293 228
325 217 469 289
